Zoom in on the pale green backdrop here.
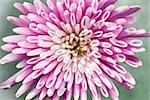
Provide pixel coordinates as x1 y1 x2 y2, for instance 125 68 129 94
0 0 150 100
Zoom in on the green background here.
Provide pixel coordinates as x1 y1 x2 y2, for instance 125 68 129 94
0 0 149 100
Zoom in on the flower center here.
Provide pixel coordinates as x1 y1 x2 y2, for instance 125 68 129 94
61 29 93 58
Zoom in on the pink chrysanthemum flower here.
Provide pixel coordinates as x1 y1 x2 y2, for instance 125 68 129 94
0 0 150 100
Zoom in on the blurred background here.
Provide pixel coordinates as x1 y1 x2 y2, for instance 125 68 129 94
0 0 150 100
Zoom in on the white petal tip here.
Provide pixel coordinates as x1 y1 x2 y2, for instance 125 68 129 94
131 5 141 9
15 78 21 83
131 79 136 85
0 59 7 64
15 93 21 98
57 88 66 97
1 45 6 51
25 95 32 100
2 37 7 43
139 61 143 66
6 16 13 21
74 95 79 100
43 70 48 75
12 28 17 33
23 2 29 5
0 84 11 89
13 2 19 7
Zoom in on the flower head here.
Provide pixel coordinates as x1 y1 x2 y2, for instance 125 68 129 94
0 0 149 100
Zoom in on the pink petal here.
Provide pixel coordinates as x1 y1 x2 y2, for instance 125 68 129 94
119 72 136 85
7 16 28 27
40 50 54 59
25 88 42 100
12 48 30 54
55 72 64 89
1 44 17 52
80 89 87 100
122 82 135 90
56 1 65 21
49 12 61 27
22 73 34 84
23 2 36 13
29 23 46 34
37 24 50 33
92 72 102 87
43 60 58 74
54 62 64 76
75 71 83 84
15 81 35 98
87 79 98 98
99 74 112 89
27 13 46 24
2 35 26 43
34 0 50 13
113 64 127 74
112 70 123 83
46 74 57 88
85 7 93 18
47 87 55 97
57 81 66 96
39 88 47 100
65 89 72 100
26 56 42 65
33 59 50 70
52 92 59 100
64 68 73 82
100 84 109 97
74 84 80 100
109 82 119 97
0 67 29 89
110 5 141 20
0 53 24 64
76 7 83 23
31 69 43 79
19 15 31 24
98 0 108 9
47 0 57 13
124 16 137 25
36 75 48 89
18 41 37 49
13 27 37 35
27 48 47 56
67 73 74 91
16 59 27 69
125 55 143 68
13 2 28 14
100 64 115 78
15 67 32 83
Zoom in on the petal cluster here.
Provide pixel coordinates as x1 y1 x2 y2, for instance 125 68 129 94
0 0 149 100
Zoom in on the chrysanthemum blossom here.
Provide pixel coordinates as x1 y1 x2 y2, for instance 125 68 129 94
0 0 150 100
